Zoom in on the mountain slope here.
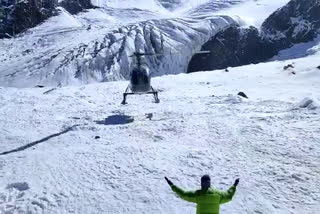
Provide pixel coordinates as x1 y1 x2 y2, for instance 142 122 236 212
262 0 320 51
187 0 320 72
0 0 292 88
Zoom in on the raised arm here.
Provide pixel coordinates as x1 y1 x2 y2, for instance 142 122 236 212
171 184 197 203
219 178 239 204
165 177 197 203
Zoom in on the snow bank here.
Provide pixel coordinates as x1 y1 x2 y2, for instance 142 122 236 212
292 97 318 110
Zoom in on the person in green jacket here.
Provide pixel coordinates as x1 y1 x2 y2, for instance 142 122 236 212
165 175 239 214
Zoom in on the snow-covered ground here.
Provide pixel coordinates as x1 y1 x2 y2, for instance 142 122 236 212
1 51 320 213
1 0 320 213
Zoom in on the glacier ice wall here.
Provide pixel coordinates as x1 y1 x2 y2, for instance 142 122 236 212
0 0 241 87
0 15 236 87
63 16 237 86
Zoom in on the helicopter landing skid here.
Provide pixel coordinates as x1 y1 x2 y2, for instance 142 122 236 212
121 87 160 105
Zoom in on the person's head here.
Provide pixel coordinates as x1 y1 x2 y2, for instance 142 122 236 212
201 174 211 190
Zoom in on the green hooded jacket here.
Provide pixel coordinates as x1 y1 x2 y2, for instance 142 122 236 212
170 184 236 214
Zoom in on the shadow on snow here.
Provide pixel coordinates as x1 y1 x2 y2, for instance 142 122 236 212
0 125 79 156
95 115 134 125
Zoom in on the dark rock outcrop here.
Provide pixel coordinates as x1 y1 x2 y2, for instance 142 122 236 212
237 92 248 99
188 0 320 73
0 0 58 38
283 64 294 70
262 0 320 51
59 0 95 15
188 25 275 72
0 0 94 38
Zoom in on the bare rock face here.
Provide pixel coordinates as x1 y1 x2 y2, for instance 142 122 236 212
261 0 320 51
188 0 320 73
59 0 95 15
187 25 275 72
0 0 94 38
0 0 58 38
237 92 248 99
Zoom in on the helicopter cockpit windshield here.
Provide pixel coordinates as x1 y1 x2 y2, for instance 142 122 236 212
130 65 151 93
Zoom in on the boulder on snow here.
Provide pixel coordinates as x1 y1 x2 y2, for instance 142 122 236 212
283 64 294 70
237 91 248 99
293 97 318 110
317 65 320 70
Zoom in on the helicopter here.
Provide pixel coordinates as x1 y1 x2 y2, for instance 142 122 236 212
120 50 212 105
121 52 161 105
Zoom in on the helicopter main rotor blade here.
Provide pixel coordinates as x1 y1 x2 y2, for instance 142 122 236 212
127 49 213 59
164 50 212 56
195 51 211 54
129 53 165 57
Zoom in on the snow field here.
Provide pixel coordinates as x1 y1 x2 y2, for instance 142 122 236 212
0 53 320 213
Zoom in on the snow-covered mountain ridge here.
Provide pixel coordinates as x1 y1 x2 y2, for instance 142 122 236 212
0 0 296 87
188 0 320 72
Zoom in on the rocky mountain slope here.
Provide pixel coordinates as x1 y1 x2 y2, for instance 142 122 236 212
2 0 316 86
188 0 320 72
0 0 244 87
0 0 94 38
262 0 320 51
188 25 276 72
